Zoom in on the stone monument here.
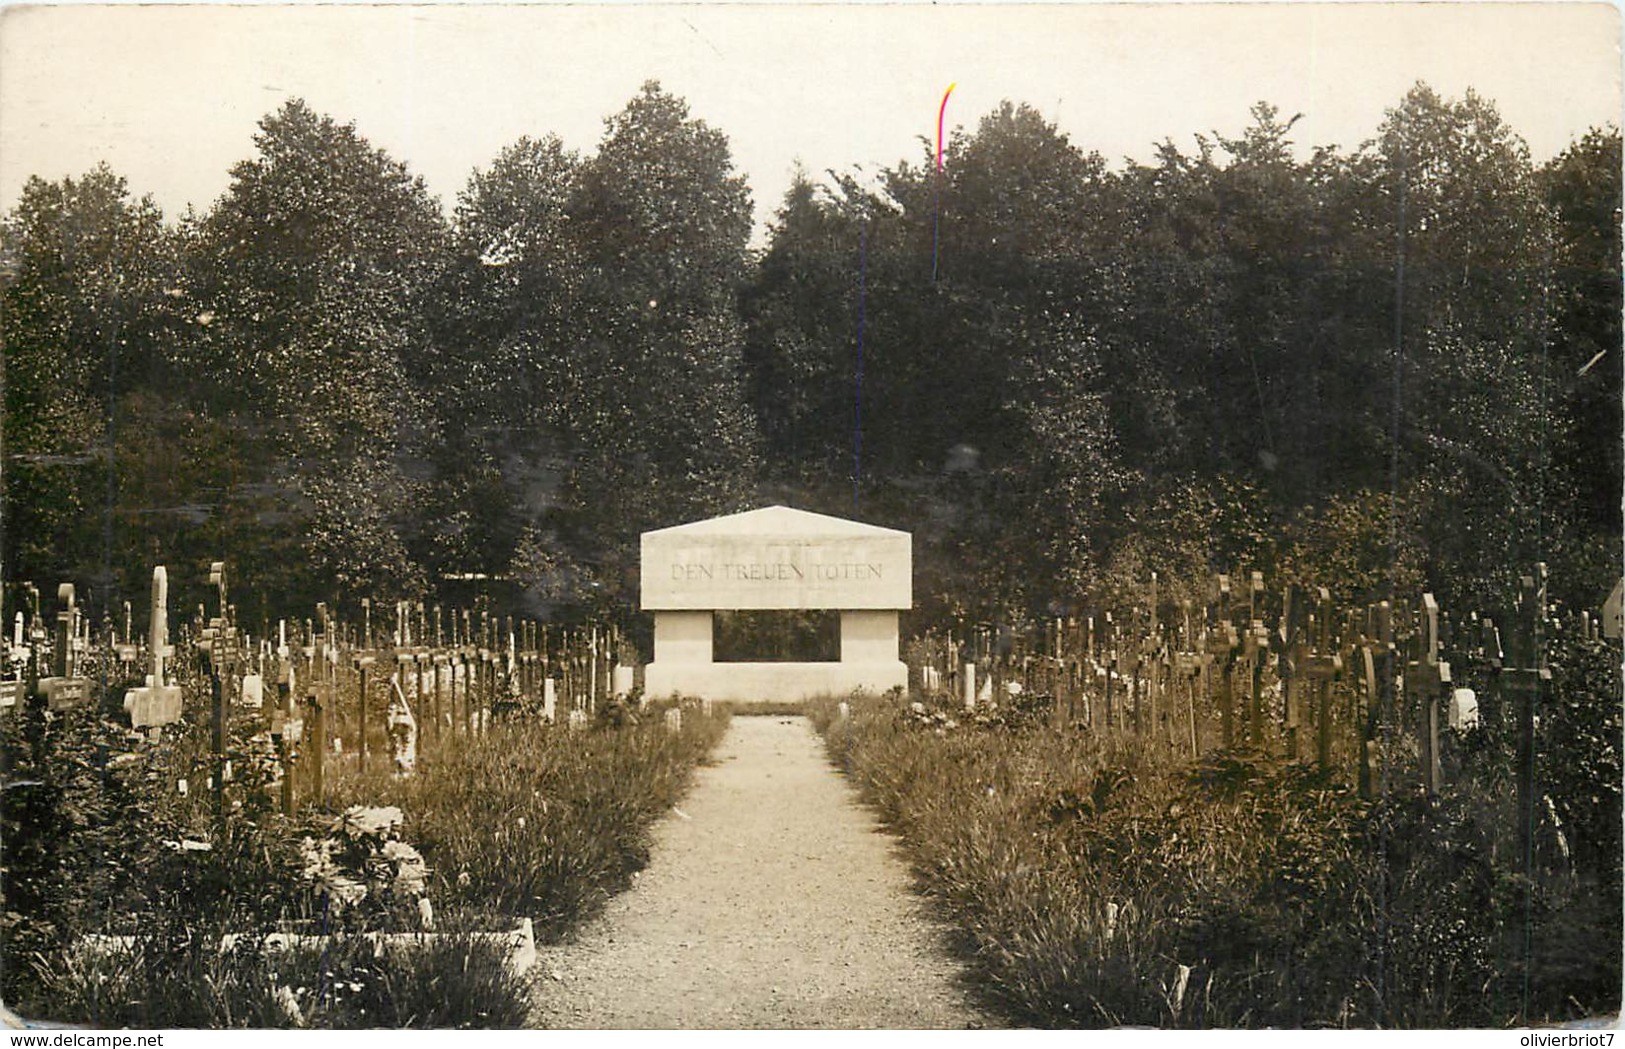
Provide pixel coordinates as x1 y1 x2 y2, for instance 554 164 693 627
641 506 910 702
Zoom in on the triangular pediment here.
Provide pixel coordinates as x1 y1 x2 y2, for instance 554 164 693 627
642 505 909 540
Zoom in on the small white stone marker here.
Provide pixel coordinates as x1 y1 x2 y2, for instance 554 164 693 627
1449 687 1480 732
388 676 418 776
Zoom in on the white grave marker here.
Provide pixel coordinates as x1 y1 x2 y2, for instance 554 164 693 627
1449 688 1480 733
125 567 183 729
1604 578 1623 640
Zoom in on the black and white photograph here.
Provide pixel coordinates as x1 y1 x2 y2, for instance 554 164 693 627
0 1 1620 1033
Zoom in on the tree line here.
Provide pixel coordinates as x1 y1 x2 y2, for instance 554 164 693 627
2 82 1619 628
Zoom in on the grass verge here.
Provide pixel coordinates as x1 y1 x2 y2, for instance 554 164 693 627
809 689 1618 1028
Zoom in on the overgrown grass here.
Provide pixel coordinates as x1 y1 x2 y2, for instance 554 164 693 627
2 694 729 1026
810 685 1619 1029
33 930 531 1029
326 697 730 938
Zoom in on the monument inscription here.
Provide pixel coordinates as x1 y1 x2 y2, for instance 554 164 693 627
643 512 910 612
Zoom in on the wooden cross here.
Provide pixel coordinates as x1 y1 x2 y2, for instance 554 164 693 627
1240 572 1270 747
1273 583 1310 758
1356 601 1396 799
1301 588 1344 769
35 583 89 711
204 562 233 833
355 597 379 773
1403 592 1451 796
1171 598 1208 755
1205 575 1241 746
1500 565 1551 863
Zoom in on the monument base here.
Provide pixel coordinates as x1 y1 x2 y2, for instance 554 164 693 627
643 660 907 704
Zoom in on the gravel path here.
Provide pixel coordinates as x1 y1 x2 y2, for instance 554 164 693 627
529 715 992 1029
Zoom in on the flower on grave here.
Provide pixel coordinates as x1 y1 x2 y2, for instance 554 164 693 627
380 839 428 895
299 837 368 907
335 805 405 840
275 985 306 1027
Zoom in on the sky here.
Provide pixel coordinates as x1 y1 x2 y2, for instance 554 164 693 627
0 2 1620 243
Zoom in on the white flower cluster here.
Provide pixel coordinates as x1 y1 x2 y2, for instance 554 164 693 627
298 805 429 910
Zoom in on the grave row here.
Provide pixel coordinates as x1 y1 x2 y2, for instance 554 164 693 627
3 561 642 827
912 565 1612 837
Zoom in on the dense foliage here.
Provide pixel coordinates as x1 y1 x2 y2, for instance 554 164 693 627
2 83 1616 630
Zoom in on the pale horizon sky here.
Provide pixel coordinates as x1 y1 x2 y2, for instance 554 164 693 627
1 2 1620 243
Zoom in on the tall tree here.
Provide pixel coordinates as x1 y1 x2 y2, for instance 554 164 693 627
186 99 449 603
1542 127 1622 539
419 136 583 584
1367 85 1557 604
435 84 761 613
1 165 180 598
741 170 866 468
557 82 760 586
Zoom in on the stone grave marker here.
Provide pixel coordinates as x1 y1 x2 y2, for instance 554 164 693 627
125 567 183 729
1603 577 1622 640
388 675 418 776
115 601 139 668
0 611 25 713
1448 687 1480 733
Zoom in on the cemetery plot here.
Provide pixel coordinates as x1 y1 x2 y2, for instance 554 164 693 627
1 560 727 1029
837 561 1621 1029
